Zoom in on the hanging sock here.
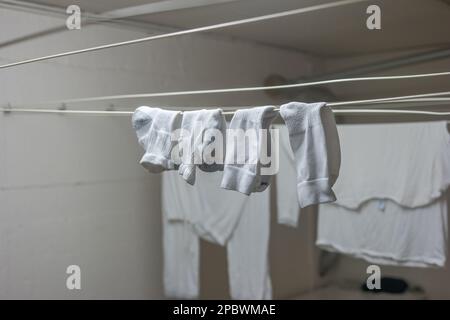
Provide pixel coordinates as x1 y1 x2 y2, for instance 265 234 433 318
132 106 181 173
279 102 341 208
178 109 226 185
221 106 278 195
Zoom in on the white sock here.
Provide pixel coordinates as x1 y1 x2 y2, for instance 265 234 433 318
132 106 181 173
279 102 341 208
221 106 277 195
178 109 226 185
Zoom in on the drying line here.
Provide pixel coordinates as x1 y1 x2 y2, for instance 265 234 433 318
326 91 450 106
333 109 450 116
2 97 450 116
0 0 369 69
9 71 450 107
1 108 448 117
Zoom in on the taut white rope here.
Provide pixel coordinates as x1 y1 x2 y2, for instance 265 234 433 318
1 108 448 117
10 71 450 107
2 97 450 116
0 0 369 69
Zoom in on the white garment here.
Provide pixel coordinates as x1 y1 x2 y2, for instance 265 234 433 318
275 125 301 227
332 121 450 209
221 106 278 195
317 197 448 267
279 102 341 209
162 170 272 299
178 109 226 185
163 219 199 299
132 106 181 173
317 121 450 267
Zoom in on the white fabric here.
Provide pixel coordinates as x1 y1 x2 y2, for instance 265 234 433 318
333 121 450 209
163 219 199 299
132 106 181 173
275 125 301 227
316 121 450 267
162 170 272 299
221 106 277 195
178 109 226 185
279 102 341 209
317 196 448 267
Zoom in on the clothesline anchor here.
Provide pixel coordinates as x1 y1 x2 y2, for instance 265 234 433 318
3 103 12 115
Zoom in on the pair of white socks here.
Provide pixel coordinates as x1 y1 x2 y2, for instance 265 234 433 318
133 106 280 193
132 106 226 184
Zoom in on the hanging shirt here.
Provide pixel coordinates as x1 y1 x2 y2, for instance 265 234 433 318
317 196 448 267
316 121 450 267
332 121 450 209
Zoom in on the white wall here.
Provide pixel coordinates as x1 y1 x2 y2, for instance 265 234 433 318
0 7 316 299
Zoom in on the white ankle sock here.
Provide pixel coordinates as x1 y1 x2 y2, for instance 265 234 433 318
132 106 181 173
221 106 277 195
178 109 226 185
279 102 341 208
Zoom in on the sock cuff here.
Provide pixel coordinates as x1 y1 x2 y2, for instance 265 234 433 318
220 166 256 195
179 164 196 185
280 102 328 133
233 106 277 127
296 178 336 208
140 153 176 173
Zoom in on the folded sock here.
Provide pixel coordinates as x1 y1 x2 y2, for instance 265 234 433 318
178 109 226 185
221 106 277 195
132 106 181 173
279 102 341 208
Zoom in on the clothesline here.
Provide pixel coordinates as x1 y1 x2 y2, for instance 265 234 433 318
1 108 449 117
0 0 369 69
2 99 450 117
3 88 450 117
6 71 450 107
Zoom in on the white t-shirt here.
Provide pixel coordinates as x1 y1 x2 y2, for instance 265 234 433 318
316 121 450 267
333 121 450 209
317 197 448 267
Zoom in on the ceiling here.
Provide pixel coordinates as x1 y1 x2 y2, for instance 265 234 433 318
22 0 450 57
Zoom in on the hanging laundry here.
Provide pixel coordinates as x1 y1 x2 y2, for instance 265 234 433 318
221 106 278 195
163 219 200 299
178 109 227 185
275 125 302 227
316 121 450 267
316 196 448 267
162 170 272 299
330 122 450 209
277 102 341 215
132 106 181 172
